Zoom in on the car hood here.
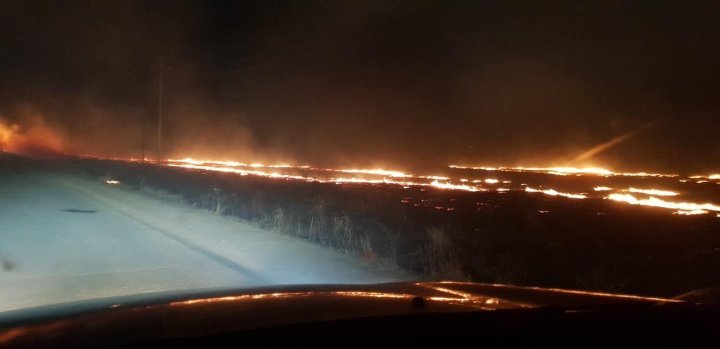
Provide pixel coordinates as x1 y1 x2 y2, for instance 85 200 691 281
0 282 686 343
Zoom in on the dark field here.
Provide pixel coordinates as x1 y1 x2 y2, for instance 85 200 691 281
12 154 720 298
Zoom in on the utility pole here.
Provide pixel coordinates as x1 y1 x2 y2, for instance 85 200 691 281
140 113 146 162
149 57 265 163
156 59 164 163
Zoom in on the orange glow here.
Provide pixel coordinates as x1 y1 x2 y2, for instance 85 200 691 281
168 160 487 193
627 187 678 197
332 177 393 184
0 120 19 149
331 291 413 299
0 118 63 155
448 165 498 171
690 174 720 181
168 163 315 181
606 193 720 214
525 187 587 199
170 290 480 306
532 166 614 176
168 158 484 192
430 180 481 192
418 175 451 180
426 286 481 300
170 291 419 306
450 164 612 176
169 158 303 169
337 168 410 178
477 282 682 303
168 288 528 311
84 156 720 218
449 165 678 178
170 158 412 179
415 284 528 309
674 209 708 215
171 293 295 305
471 179 500 184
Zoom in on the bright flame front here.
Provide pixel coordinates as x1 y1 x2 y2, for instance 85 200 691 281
80 156 720 218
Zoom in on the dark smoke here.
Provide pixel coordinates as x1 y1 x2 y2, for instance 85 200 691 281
1 1 719 174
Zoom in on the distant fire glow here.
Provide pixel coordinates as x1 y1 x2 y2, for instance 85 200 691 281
689 174 720 185
606 193 720 214
71 156 720 217
337 169 410 178
449 165 678 178
430 180 480 192
0 121 19 150
525 187 587 199
627 188 679 197
168 158 479 192
167 163 313 181
0 118 64 155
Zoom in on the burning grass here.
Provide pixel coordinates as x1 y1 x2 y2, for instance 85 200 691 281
69 157 720 296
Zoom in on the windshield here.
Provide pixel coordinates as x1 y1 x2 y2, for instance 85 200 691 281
1 1 719 318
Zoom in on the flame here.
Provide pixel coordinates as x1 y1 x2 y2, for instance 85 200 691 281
430 180 481 192
691 174 720 180
450 164 612 176
525 187 587 199
168 159 481 192
167 163 316 182
627 187 678 197
674 209 708 215
337 169 410 178
169 158 411 178
170 158 301 169
418 175 451 180
449 165 677 178
472 178 499 184
533 166 614 176
86 156 720 218
606 193 720 214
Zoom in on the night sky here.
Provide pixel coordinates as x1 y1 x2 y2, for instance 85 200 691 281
1 1 719 173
